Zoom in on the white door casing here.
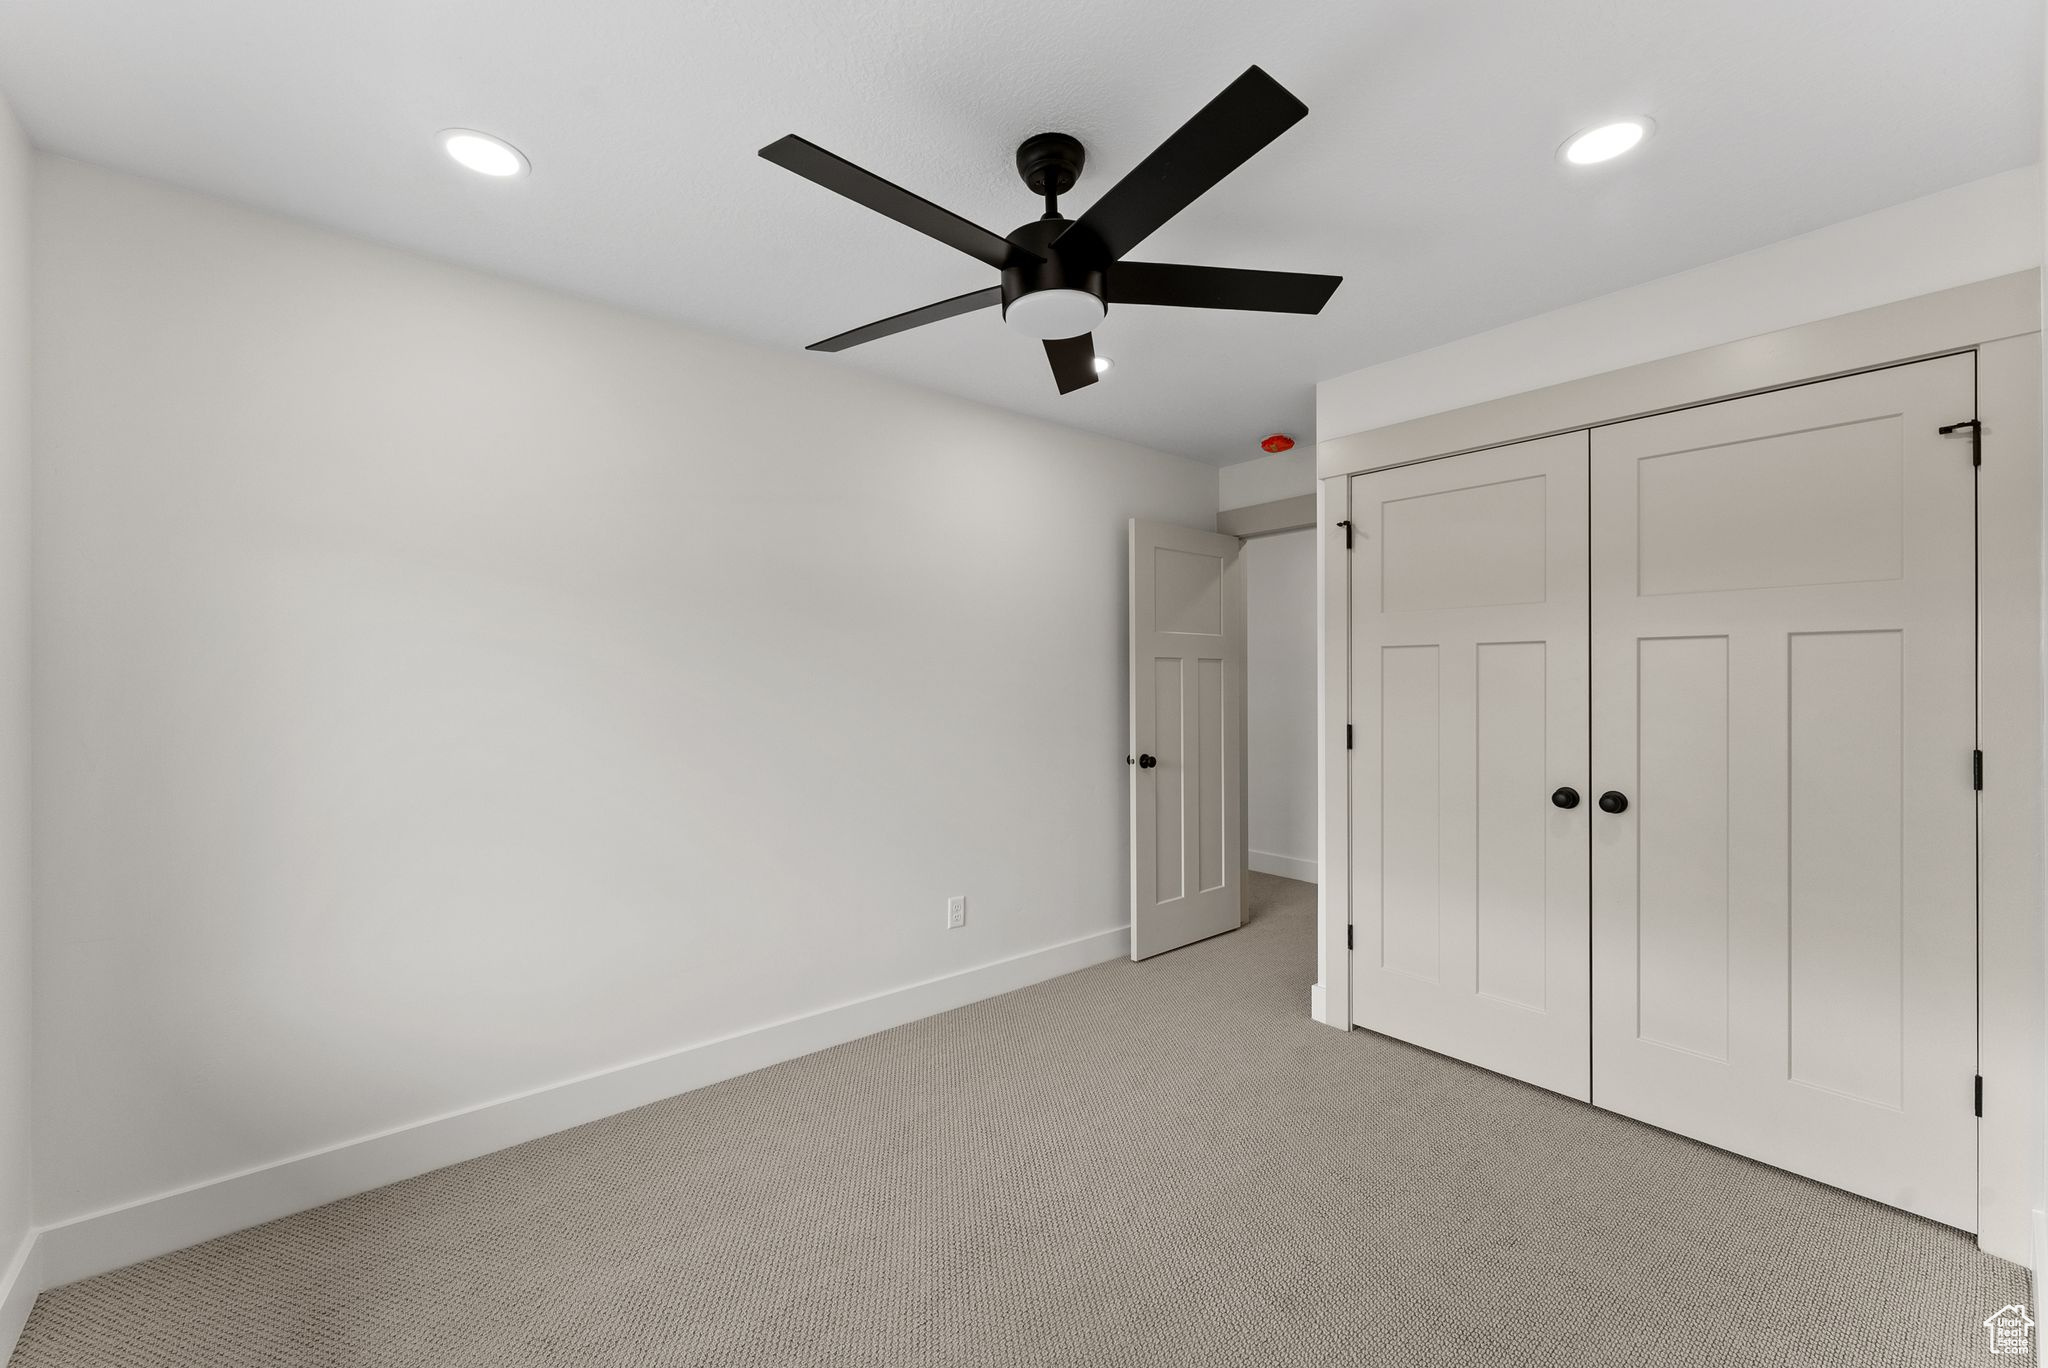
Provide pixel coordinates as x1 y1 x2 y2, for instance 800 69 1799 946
1348 432 1593 1099
1589 354 1977 1229
1129 519 1246 960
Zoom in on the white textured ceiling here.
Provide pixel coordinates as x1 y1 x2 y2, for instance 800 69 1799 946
0 0 2039 465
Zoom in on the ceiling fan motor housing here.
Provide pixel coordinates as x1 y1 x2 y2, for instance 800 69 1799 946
1015 132 1086 198
999 215 1106 339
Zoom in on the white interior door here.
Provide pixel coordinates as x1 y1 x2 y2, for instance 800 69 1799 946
1129 519 1245 960
1348 432 1592 1099
1590 354 1978 1228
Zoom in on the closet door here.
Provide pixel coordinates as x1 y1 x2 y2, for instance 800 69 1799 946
1350 431 1591 1100
1590 354 1977 1229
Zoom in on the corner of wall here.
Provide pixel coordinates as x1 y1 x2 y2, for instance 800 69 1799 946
1 1229 37 1357
0 79 34 1367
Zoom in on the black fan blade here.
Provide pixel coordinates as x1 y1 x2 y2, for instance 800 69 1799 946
1043 334 1098 395
1111 262 1340 314
760 135 1036 270
808 287 1003 352
1062 67 1308 262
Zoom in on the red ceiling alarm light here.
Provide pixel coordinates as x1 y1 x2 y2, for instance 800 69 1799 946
1261 433 1296 454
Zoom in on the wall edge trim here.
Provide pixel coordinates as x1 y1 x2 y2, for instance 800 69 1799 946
0 1229 39 1362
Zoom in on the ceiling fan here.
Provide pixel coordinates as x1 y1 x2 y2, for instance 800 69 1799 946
759 66 1341 395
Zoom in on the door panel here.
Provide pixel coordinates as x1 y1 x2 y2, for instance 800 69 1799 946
1634 634 1730 1061
1130 520 1245 960
1786 629 1904 1107
1590 353 1976 1229
1151 659 1185 901
1378 644 1442 981
1381 475 1548 611
1474 640 1548 1010
1350 431 1592 1100
1785 630 1908 1114
1633 417 1904 595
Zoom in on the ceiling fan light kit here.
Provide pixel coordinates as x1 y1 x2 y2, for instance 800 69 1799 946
760 65 1341 395
1003 288 1105 340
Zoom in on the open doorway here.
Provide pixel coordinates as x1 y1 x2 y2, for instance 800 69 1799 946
1124 493 1316 962
1243 525 1317 887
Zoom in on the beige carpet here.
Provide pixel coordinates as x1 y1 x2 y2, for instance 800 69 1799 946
10 874 2024 1366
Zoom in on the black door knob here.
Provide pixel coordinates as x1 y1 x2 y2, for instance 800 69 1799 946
1137 754 1157 769
1551 787 1580 809
1598 790 1629 814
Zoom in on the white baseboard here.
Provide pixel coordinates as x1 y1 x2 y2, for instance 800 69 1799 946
1309 982 1327 1025
34 923 1128 1289
1249 850 1318 883
1 1229 39 1365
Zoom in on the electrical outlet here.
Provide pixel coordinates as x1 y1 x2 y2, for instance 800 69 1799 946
946 895 966 929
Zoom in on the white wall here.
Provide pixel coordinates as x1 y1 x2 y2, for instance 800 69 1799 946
29 157 1217 1236
1218 449 1314 512
1318 165 2044 441
0 91 34 1352
2036 19 2048 1304
1244 530 1316 883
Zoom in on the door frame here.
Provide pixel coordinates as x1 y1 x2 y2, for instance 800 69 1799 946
1313 270 2043 1265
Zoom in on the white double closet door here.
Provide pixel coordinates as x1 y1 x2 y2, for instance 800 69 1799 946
1349 353 1978 1228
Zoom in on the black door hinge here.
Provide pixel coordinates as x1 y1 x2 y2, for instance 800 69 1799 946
1975 1074 1984 1117
1346 924 1354 951
1346 724 1353 750
1336 519 1353 549
1939 418 1982 466
1973 749 1984 791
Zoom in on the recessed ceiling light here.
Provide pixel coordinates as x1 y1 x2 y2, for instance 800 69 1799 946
441 129 529 178
1092 356 1113 375
1562 118 1651 166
